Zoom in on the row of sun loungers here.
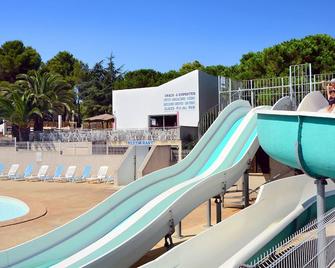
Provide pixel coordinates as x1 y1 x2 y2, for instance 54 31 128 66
0 163 112 183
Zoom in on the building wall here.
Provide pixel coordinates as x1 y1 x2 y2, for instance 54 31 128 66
115 146 150 185
113 70 218 129
139 145 172 177
0 147 124 178
198 70 219 118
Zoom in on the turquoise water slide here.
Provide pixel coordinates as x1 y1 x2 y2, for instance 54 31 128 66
0 100 262 268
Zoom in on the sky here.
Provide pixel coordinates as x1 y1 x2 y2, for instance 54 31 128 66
1 0 334 72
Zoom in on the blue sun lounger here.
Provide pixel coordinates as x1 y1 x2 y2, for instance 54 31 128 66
13 164 33 181
73 165 92 183
44 164 64 182
0 163 4 176
0 164 19 180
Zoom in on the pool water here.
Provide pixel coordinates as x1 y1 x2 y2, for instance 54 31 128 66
0 196 29 221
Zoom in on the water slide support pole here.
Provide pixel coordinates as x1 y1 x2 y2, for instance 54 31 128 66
175 222 182 238
296 115 327 268
316 178 327 268
206 199 212 227
215 195 222 223
243 172 250 207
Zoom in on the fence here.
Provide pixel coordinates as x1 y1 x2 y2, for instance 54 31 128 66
199 64 335 135
240 207 335 268
31 127 181 143
1 140 128 156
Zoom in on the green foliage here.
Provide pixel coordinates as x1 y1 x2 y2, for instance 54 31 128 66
0 91 42 140
15 71 74 131
114 69 181 90
179 60 204 75
44 51 87 87
0 40 41 82
235 34 335 79
78 55 122 117
114 69 162 89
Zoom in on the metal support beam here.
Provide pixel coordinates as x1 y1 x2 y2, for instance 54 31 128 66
133 146 137 180
214 195 222 223
243 172 250 208
206 199 212 227
175 222 182 238
178 141 182 162
316 178 327 268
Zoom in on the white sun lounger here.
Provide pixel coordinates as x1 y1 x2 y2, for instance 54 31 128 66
54 166 77 182
0 164 19 180
26 165 49 181
86 166 109 183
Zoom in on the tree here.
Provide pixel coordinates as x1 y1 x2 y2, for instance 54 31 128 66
78 55 123 117
0 40 41 82
159 70 180 84
15 71 74 131
179 60 204 75
236 34 335 79
0 91 41 141
44 51 87 86
114 69 163 89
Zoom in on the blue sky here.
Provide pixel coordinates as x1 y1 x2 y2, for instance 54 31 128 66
1 0 334 72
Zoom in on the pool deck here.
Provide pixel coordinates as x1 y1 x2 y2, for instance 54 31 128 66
0 180 243 266
0 180 117 250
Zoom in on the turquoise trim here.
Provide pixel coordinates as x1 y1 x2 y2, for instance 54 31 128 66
197 117 244 175
257 113 335 179
233 129 256 165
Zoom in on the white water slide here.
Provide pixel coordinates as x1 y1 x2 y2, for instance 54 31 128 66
142 175 335 268
142 92 335 268
0 100 268 268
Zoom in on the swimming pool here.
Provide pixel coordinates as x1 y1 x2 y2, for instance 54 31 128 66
0 196 29 222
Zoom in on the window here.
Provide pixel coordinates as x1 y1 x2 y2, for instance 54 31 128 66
148 114 177 128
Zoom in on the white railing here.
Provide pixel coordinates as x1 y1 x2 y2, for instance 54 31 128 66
198 65 335 135
32 127 181 143
240 207 335 268
219 69 335 109
9 141 128 156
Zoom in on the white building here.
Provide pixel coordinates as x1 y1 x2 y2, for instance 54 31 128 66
113 70 218 131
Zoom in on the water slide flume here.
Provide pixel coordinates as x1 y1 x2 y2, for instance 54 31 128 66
257 110 335 179
54 104 265 267
258 90 335 180
141 175 335 268
256 91 335 267
0 100 264 268
142 92 335 268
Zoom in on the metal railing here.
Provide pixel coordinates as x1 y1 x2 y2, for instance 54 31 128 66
0 138 16 147
6 141 128 156
199 65 335 135
32 127 181 143
240 207 335 268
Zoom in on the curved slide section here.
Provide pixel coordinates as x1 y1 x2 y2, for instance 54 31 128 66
0 100 263 268
142 92 335 268
142 175 335 268
257 91 335 179
54 106 266 267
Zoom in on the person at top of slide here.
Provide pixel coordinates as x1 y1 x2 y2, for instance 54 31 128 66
322 79 335 112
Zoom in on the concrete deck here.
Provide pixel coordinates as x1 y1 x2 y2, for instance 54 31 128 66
0 180 116 249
